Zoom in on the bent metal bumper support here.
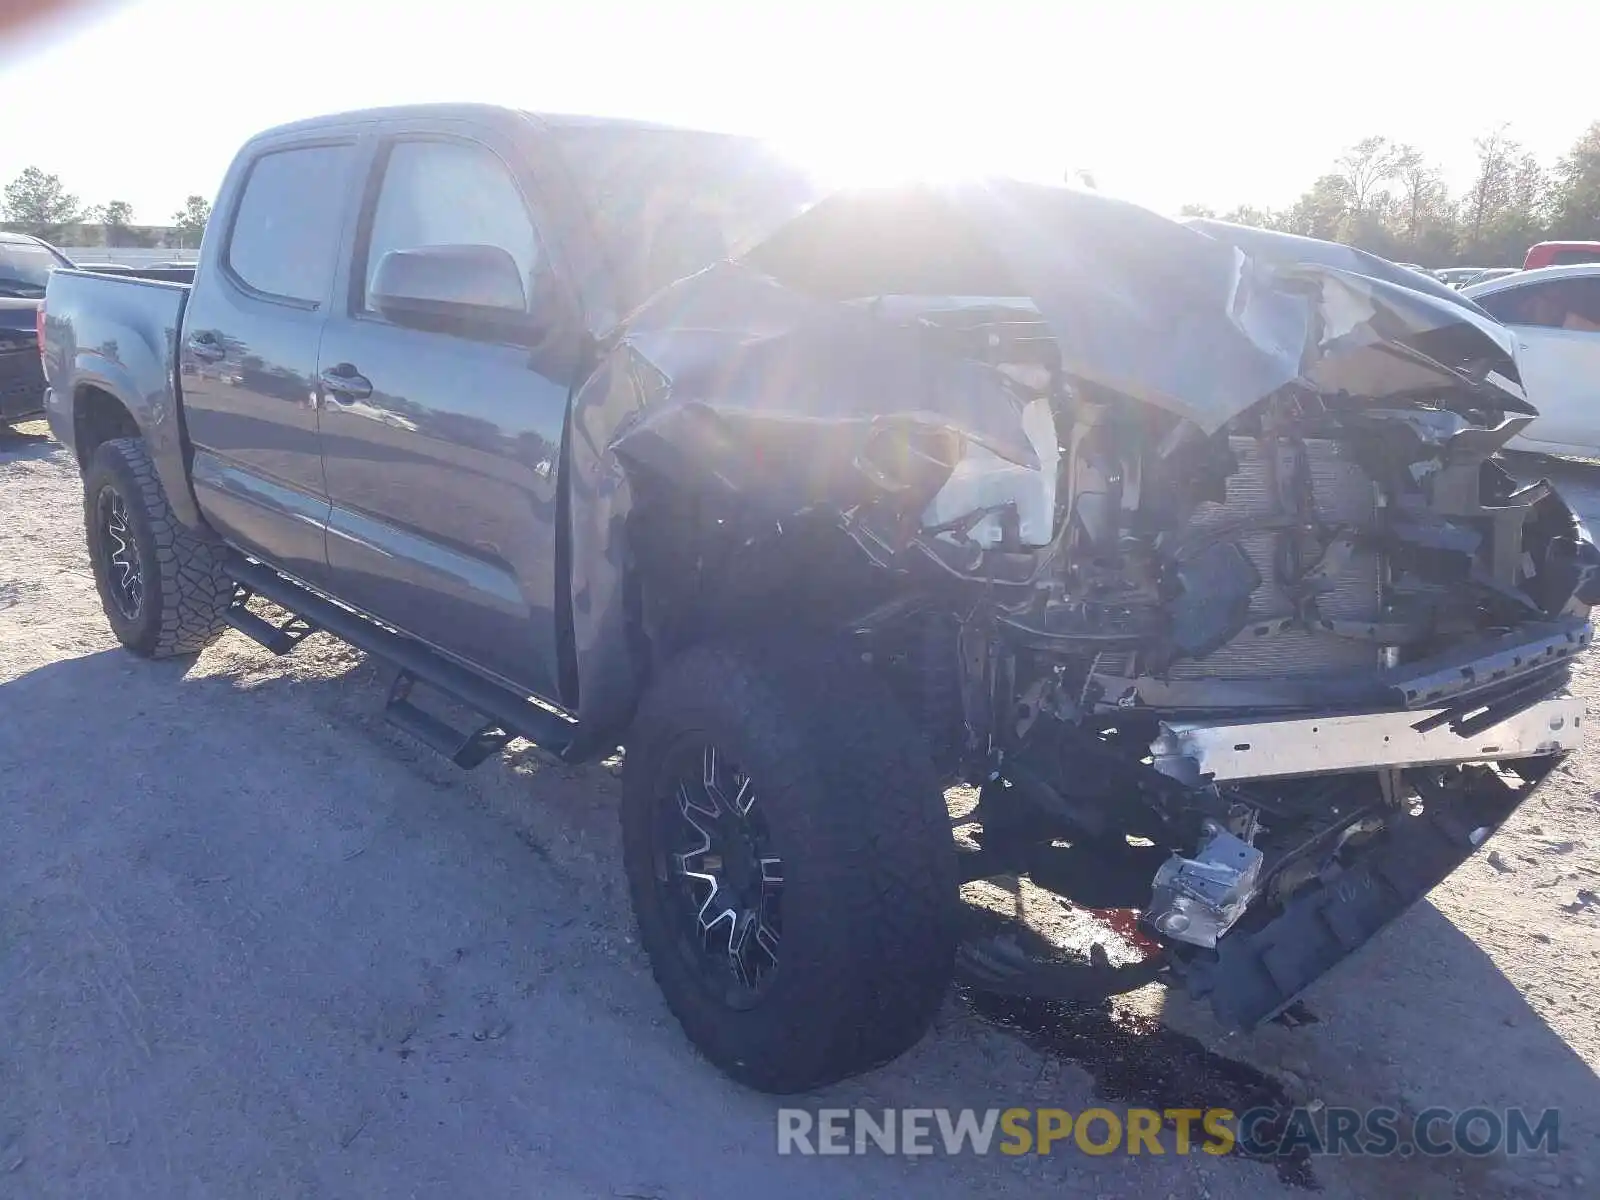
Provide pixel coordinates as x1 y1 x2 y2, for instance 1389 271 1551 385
1149 694 1584 785
956 691 1580 1014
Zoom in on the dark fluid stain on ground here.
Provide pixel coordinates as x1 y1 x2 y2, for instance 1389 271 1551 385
963 987 1319 1190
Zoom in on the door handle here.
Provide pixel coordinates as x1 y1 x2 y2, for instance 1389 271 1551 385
319 364 372 402
187 333 225 363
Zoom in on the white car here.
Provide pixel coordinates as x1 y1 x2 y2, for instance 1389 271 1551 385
1464 263 1600 456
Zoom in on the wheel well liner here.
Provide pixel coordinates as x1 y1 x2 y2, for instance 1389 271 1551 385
72 385 141 469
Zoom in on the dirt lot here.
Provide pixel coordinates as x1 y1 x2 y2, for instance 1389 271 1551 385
3 418 1598 1199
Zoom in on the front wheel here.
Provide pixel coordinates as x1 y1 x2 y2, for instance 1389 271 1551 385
622 639 960 1093
83 437 233 657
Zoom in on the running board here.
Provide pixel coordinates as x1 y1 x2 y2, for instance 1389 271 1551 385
385 668 513 769
223 590 318 654
224 555 580 764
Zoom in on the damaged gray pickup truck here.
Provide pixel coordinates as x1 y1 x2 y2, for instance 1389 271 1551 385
42 105 1600 1093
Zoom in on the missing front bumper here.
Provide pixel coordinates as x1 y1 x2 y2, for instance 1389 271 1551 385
1151 694 1585 785
1182 756 1560 1027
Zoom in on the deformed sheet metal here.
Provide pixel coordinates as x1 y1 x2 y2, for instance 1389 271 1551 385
1150 694 1585 784
563 173 1543 732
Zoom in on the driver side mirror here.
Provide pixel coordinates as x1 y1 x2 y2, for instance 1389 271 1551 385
370 244 528 339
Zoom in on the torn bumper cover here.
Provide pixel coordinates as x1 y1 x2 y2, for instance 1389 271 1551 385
1181 756 1561 1028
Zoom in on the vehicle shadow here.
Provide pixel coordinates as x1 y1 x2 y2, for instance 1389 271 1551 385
1154 894 1598 1195
3 641 1596 1198
0 422 57 462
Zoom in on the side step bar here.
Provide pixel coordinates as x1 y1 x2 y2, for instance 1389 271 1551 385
223 589 318 654
384 668 514 769
224 555 580 763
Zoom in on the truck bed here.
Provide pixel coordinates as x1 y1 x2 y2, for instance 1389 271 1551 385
42 269 194 522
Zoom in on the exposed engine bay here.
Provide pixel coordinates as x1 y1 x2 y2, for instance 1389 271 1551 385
567 183 1600 1024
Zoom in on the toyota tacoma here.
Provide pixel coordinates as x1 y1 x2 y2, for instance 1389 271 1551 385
41 104 1600 1093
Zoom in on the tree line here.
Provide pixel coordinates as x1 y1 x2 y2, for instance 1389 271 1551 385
2 166 211 244
1180 121 1600 268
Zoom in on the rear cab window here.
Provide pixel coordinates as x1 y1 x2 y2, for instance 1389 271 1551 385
224 143 355 305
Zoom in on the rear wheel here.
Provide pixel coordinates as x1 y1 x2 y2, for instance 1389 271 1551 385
83 437 233 657
622 638 959 1093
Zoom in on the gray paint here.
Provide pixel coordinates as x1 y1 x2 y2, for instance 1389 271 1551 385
35 102 1576 740
41 270 203 528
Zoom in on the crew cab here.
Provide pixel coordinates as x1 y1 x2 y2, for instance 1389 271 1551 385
42 105 1600 1094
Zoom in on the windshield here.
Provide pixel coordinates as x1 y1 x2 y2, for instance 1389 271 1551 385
546 124 825 317
0 239 70 298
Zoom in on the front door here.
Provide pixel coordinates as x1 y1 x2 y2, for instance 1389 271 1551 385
181 138 361 586
315 130 575 699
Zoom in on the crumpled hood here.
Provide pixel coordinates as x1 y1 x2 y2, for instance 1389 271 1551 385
564 182 1541 730
732 180 1528 433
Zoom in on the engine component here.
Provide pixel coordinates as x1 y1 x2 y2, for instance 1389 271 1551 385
1166 434 1381 678
1146 823 1264 949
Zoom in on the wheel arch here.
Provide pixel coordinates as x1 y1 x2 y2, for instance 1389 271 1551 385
67 375 208 532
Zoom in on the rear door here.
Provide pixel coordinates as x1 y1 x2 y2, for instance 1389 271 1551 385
181 136 362 585
314 121 579 699
1476 276 1600 452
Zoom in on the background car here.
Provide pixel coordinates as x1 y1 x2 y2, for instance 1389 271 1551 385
1437 266 1491 288
0 231 74 426
1469 266 1521 285
1465 262 1600 456
1523 241 1600 270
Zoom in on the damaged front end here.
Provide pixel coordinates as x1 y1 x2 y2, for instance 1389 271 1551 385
567 182 1600 1026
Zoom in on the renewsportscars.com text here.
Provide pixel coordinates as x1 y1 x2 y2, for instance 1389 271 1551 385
776 1106 1561 1158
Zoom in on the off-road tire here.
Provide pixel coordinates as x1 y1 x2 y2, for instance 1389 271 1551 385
622 638 960 1093
83 437 232 657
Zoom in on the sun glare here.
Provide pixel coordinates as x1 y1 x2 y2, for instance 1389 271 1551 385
769 122 1069 191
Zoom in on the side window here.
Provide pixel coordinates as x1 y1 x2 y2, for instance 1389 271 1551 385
361 139 541 312
1480 279 1600 332
1551 248 1600 267
225 144 353 304
1477 285 1547 327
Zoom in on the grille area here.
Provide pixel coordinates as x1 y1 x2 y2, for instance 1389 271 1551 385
1166 436 1382 679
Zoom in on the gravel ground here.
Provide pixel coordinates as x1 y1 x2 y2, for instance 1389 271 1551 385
2 419 1597 1199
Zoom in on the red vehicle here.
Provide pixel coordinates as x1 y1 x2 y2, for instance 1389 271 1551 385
1524 240 1600 270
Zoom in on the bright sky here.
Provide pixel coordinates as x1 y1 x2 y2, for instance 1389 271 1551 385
1 0 1595 224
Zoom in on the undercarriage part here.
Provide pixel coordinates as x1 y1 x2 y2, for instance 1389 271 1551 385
224 554 582 763
1150 692 1584 784
956 929 1168 1002
872 609 967 779
1384 618 1592 708
1183 759 1554 1028
1164 434 1382 679
1145 823 1265 948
